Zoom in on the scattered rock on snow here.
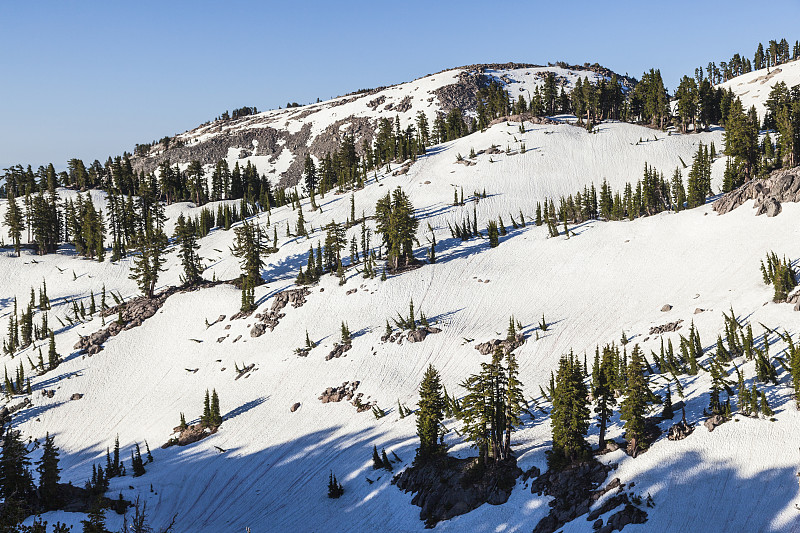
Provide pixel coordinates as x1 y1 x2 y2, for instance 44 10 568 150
660 304 672 312
70 393 83 401
290 402 301 413
667 420 694 440
704 414 727 432
325 343 352 361
475 333 525 355
649 319 682 335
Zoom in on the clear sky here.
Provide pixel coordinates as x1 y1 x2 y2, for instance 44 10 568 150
1 0 799 170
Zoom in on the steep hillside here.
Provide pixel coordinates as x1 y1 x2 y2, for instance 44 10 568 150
2 111 800 532
721 57 800 120
128 63 627 186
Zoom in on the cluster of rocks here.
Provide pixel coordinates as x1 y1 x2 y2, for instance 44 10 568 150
162 423 217 449
474 333 525 355
318 381 372 412
250 287 311 337
75 281 228 355
74 287 180 355
530 460 647 533
648 320 683 335
325 343 352 361
366 95 386 110
0 398 32 424
381 326 442 345
394 456 522 527
392 160 413 175
667 419 694 440
713 166 800 216
455 158 477 166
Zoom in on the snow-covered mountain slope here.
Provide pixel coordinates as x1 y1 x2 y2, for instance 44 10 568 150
721 58 800 120
129 63 622 186
2 116 800 533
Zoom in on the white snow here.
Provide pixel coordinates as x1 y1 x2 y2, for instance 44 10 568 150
2 113 800 532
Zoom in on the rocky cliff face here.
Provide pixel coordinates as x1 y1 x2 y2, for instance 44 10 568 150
713 166 800 217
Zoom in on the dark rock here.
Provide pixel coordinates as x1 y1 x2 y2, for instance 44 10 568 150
587 493 629 521
394 456 522 526
598 504 647 533
660 304 672 312
290 402 301 413
531 460 616 533
325 343 352 361
42 390 55 398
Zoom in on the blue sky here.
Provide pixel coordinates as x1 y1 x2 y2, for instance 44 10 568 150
1 0 799 170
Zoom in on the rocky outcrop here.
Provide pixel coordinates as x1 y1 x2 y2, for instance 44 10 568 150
530 460 636 533
474 333 525 355
325 343 352 360
394 456 522 527
162 423 218 449
713 166 800 216
75 281 226 355
704 414 727 432
667 420 694 440
250 287 311 337
382 326 442 344
649 320 683 335
318 381 372 412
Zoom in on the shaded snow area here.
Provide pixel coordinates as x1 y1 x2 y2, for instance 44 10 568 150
1 113 800 532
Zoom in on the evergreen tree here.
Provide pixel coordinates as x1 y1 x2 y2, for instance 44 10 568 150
210 389 222 427
174 214 203 286
129 227 168 299
620 345 653 455
415 364 446 462
36 432 61 510
4 192 24 257
0 428 34 505
372 445 383 469
375 187 419 270
131 443 146 477
549 352 590 469
594 345 617 450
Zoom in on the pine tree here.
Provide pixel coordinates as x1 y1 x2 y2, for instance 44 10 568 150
0 428 34 504
47 329 59 370
594 345 617 450
131 443 146 477
381 449 392 471
549 352 590 469
174 214 203 286
375 187 419 270
210 389 222 427
81 500 109 533
760 391 773 417
327 472 344 498
620 345 653 455
36 432 61 510
341 322 351 344
201 390 211 428
4 192 24 257
372 445 383 469
129 227 168 299
415 364 446 462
